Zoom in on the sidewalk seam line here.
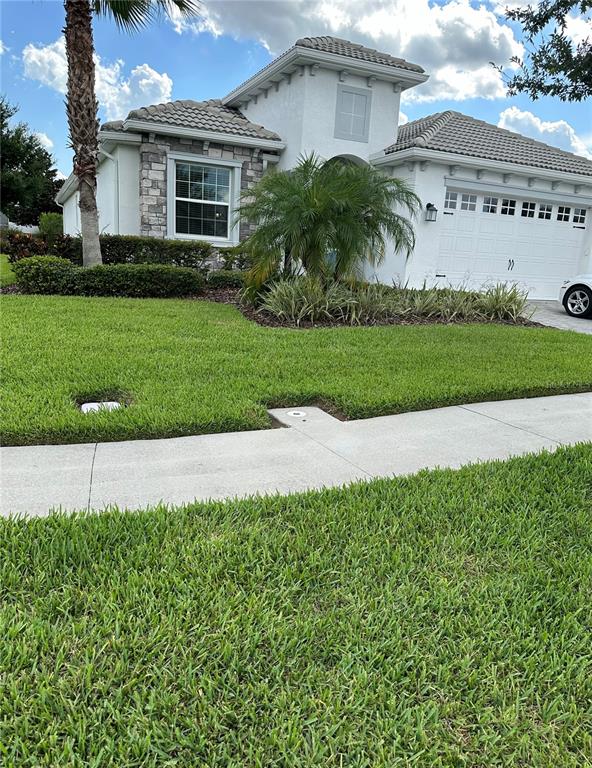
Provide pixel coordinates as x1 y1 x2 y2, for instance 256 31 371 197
458 405 563 445
291 428 375 478
87 443 98 511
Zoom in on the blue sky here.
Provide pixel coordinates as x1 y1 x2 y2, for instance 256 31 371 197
1 0 590 177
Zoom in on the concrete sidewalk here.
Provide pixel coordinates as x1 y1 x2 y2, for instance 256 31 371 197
528 300 592 334
1 392 591 518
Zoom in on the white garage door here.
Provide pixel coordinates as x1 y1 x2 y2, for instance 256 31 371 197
436 189 588 299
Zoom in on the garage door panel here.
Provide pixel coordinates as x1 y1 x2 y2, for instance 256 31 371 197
435 191 586 299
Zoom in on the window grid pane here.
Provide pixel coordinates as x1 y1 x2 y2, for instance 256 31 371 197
444 191 457 209
573 208 587 224
175 161 230 239
501 199 516 216
483 196 498 214
521 201 536 218
557 206 571 222
538 204 552 220
460 193 476 211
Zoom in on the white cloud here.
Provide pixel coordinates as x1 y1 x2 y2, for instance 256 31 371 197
565 14 591 47
399 110 409 125
35 132 54 150
0 40 7 55
171 0 522 103
22 38 173 121
498 106 592 159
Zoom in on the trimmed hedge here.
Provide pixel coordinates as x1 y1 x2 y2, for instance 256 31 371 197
207 269 247 289
13 257 204 298
3 232 214 271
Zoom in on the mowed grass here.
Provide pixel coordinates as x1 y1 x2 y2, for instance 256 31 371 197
0 253 15 286
1 293 592 445
2 446 592 766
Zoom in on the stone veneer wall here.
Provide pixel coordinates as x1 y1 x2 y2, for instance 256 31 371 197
139 133 277 240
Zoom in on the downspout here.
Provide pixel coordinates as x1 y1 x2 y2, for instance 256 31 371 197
99 147 120 234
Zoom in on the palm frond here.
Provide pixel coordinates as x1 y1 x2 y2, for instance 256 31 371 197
93 0 200 31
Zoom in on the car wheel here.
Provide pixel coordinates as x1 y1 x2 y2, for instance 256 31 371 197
563 285 592 318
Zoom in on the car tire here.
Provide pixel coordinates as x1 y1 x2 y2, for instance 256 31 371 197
563 285 592 318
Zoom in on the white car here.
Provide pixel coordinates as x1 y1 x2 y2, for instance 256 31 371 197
559 275 592 318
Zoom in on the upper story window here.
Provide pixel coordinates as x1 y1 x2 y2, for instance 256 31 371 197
444 191 458 209
573 208 587 224
460 193 477 211
501 199 516 215
483 196 498 214
175 161 230 239
557 206 571 222
521 201 536 218
334 84 372 143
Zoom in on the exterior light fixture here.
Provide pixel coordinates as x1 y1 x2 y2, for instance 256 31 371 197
425 203 438 222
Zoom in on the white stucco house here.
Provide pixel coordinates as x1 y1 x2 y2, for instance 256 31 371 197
57 36 592 299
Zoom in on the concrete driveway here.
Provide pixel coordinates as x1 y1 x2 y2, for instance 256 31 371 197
528 300 592 334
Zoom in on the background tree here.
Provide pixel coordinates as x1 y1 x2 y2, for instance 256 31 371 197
239 154 421 289
64 0 200 267
0 97 62 225
498 1 591 101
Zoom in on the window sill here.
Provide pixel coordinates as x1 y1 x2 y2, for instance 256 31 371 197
171 232 239 248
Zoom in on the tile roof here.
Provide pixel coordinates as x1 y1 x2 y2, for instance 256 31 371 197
103 99 281 141
385 111 592 177
295 36 424 73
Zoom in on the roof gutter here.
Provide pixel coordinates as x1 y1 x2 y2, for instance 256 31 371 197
123 119 285 151
370 146 592 186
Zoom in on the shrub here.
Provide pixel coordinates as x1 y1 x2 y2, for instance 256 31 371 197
13 256 77 294
4 232 214 272
207 269 247 289
76 263 204 298
217 245 252 271
38 212 63 247
258 277 530 326
14 256 204 298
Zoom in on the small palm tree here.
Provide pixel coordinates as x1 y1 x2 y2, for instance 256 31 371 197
64 0 199 267
238 154 421 288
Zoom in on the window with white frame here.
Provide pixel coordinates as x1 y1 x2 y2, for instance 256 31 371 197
174 161 230 238
521 201 536 218
573 208 587 224
501 199 516 216
334 84 371 142
483 196 498 214
538 203 552 220
444 190 458 209
460 193 477 211
557 206 571 222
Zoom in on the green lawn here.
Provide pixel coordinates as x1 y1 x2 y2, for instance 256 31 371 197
1 293 592 445
2 445 591 766
0 253 15 286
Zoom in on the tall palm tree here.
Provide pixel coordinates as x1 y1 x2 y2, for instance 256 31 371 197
64 0 200 267
238 154 422 288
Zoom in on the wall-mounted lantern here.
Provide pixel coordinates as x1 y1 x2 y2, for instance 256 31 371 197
425 203 438 222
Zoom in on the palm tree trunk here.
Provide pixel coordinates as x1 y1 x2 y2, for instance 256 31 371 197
64 0 101 266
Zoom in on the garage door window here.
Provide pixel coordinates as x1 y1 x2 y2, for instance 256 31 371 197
444 191 458 209
521 201 536 218
557 206 571 222
501 199 516 215
573 208 587 224
483 196 498 214
460 194 476 211
538 204 552 220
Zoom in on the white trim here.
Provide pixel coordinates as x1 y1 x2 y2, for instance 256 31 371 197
166 152 242 245
98 130 142 144
372 146 592 186
444 176 592 206
223 46 427 106
124 119 285 151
